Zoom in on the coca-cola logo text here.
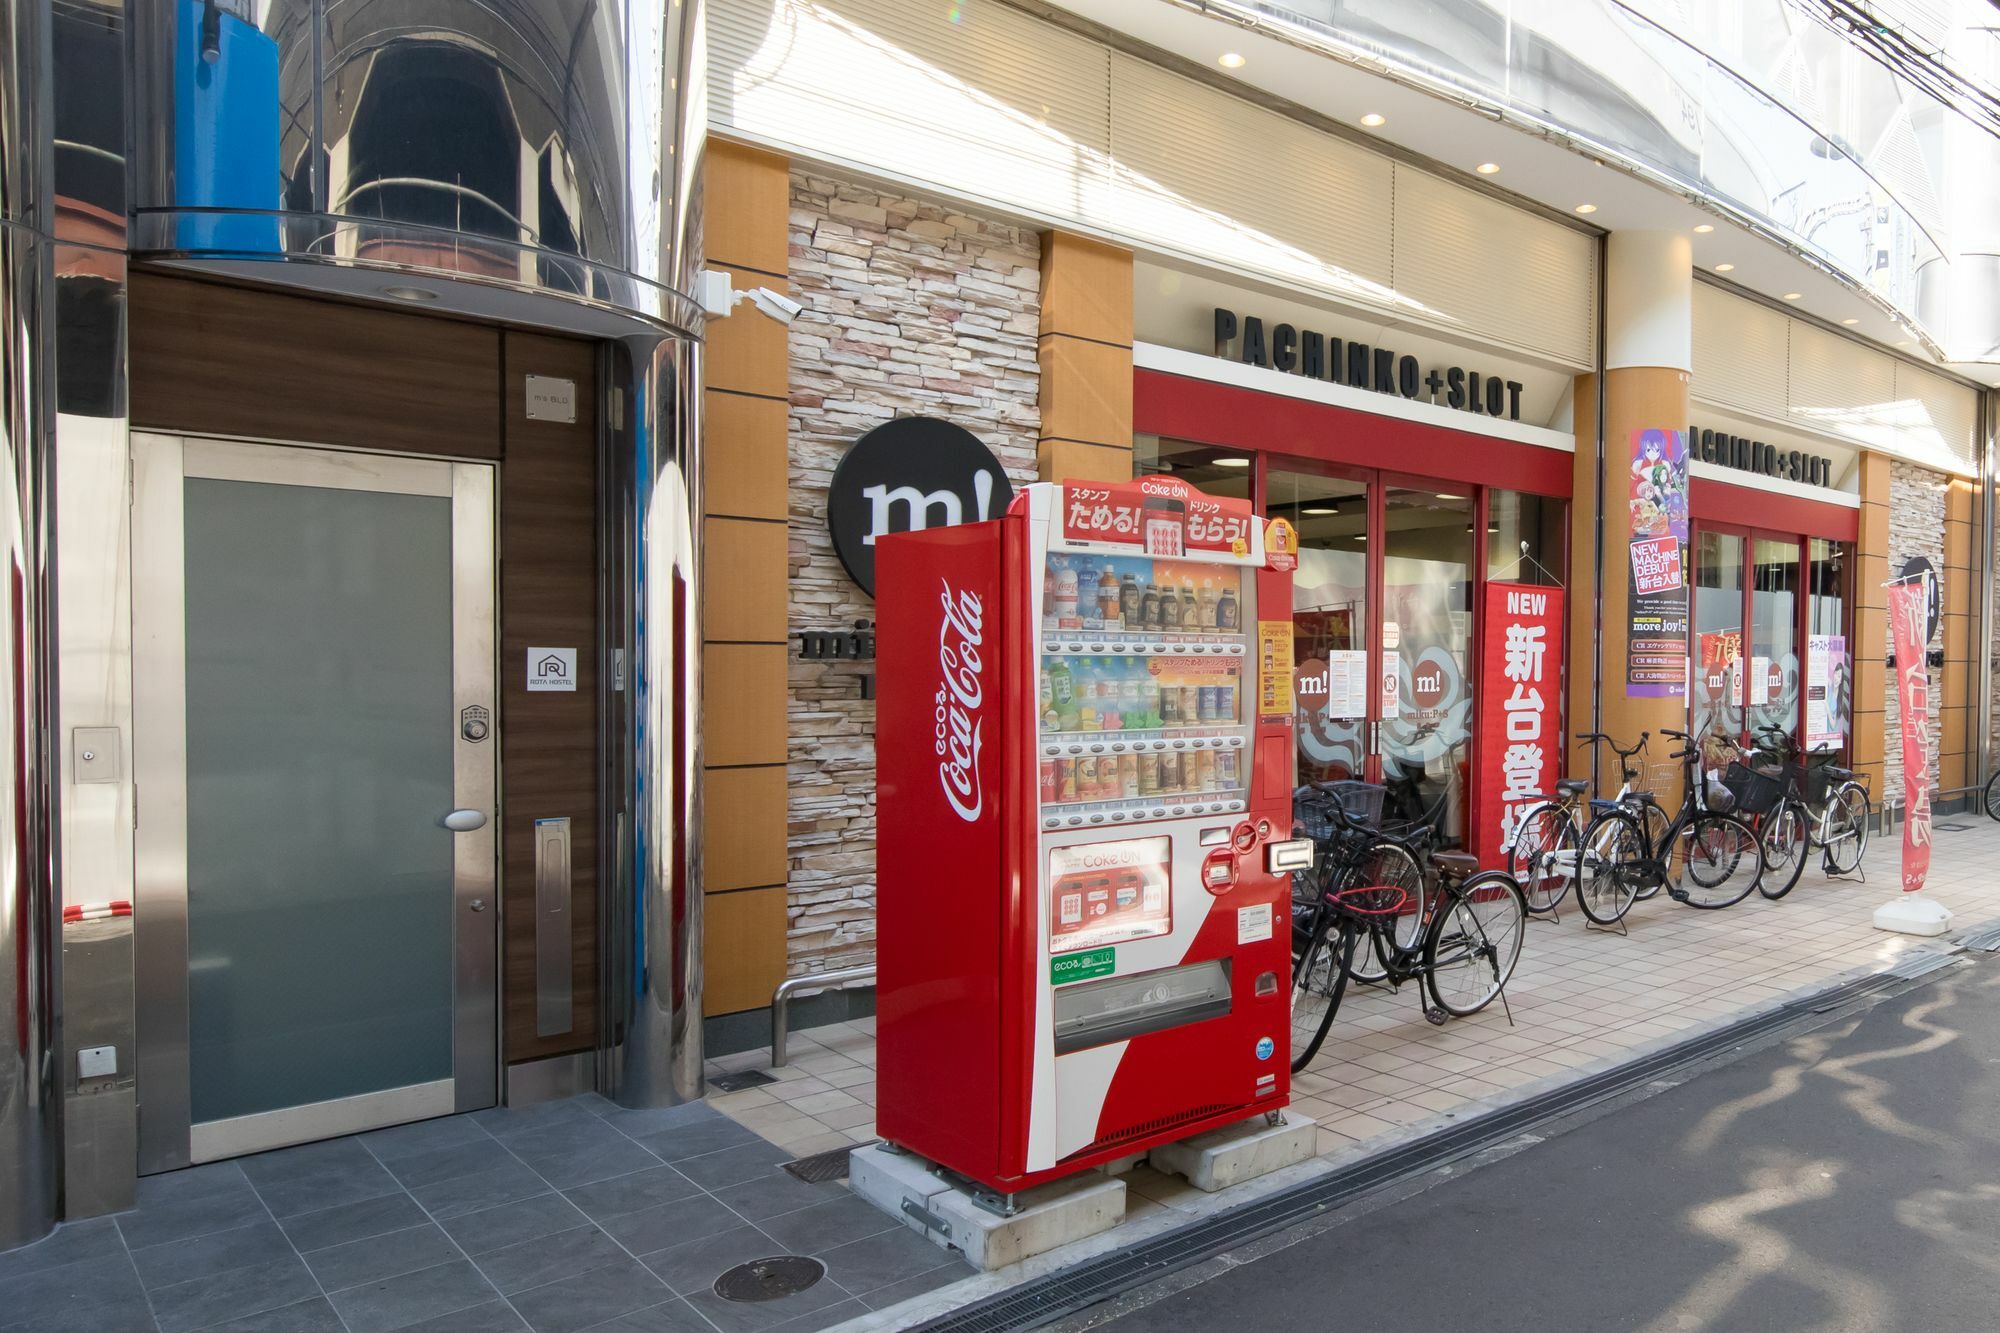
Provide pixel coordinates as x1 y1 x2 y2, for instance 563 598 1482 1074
934 581 987 822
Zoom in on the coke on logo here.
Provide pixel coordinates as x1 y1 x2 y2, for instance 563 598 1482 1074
935 580 987 822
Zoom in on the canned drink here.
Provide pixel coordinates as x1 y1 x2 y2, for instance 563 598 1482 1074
1040 761 1059 804
1119 752 1140 799
1215 683 1236 722
1180 685 1201 725
1199 685 1219 722
1159 684 1180 725
1215 749 1239 790
1054 757 1075 802
1138 752 1160 796
1075 756 1098 800
1194 749 1216 791
1159 750 1182 792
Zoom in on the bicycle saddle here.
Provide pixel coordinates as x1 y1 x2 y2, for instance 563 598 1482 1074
1556 778 1588 797
1431 851 1480 881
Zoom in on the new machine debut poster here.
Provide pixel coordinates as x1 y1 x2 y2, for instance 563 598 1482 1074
1625 428 1690 698
1477 581 1565 869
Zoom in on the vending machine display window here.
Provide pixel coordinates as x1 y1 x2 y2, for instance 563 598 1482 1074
1038 555 1251 829
1048 836 1172 953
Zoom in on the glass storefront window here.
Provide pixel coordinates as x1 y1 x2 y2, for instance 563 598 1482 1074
1487 490 1564 587
1692 530 1745 768
1133 435 1252 500
1750 537 1801 747
1383 488 1473 844
1808 539 1850 756
1270 466 1369 784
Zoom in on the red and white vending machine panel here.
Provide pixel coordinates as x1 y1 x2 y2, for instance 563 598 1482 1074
876 477 1306 1195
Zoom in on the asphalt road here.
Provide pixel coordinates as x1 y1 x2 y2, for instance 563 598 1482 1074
1083 950 2000 1333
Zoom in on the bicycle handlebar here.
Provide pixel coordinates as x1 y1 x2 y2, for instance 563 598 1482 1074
1578 731 1650 759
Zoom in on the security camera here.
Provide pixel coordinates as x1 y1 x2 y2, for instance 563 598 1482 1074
744 287 803 326
694 269 803 326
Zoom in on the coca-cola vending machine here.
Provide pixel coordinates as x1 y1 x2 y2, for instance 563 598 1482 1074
874 477 1311 1196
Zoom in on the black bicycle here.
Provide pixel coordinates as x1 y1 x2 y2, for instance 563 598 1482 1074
1291 856 1528 1071
1292 779 1434 985
1572 725 1763 924
1291 788 1527 1071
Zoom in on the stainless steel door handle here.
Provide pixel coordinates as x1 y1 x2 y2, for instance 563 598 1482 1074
442 809 489 832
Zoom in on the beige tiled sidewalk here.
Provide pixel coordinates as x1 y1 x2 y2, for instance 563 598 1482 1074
706 818 2000 1175
704 1015 881 1158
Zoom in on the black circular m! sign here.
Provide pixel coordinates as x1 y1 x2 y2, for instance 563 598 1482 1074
827 416 1014 597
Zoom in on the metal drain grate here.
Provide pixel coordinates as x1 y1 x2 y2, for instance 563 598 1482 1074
1957 924 2000 952
783 1145 857 1184
710 1070 777 1093
911 961 1944 1333
715 1256 824 1303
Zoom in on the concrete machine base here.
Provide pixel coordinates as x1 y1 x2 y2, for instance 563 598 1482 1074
1149 1112 1316 1192
850 1144 1126 1272
851 1113 1315 1271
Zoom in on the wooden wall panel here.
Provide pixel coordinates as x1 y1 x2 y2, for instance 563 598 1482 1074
1038 230 1133 485
701 143 794 1015
129 272 501 458
703 887 789 1017
499 332 601 1063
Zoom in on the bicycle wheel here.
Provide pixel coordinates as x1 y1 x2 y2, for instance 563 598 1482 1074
1338 840 1424 983
1631 801 1672 901
1673 813 1762 908
1290 913 1354 1072
1986 770 2000 823
1425 871 1527 1017
1576 811 1642 925
1507 802 1575 915
1821 783 1871 876
1758 802 1808 900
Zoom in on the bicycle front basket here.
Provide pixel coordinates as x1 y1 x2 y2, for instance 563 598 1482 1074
1722 760 1783 815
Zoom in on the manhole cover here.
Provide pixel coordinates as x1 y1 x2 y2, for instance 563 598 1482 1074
715 1256 825 1303
710 1070 777 1093
1935 822 1973 833
782 1145 857 1184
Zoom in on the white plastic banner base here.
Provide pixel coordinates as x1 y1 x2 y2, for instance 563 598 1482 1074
1873 893 1954 937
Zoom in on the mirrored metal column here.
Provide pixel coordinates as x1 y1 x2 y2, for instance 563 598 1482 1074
0 0 63 1252
602 0 708 1110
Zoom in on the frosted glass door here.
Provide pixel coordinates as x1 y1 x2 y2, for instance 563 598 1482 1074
184 478 455 1124
133 436 497 1170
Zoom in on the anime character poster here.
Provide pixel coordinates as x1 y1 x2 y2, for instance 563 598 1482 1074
1626 428 1691 698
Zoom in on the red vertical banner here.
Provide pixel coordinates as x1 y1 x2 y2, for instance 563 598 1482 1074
1476 582 1565 869
1888 578 1932 893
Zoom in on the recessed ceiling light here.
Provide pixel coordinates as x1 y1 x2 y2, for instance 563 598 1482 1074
1214 457 1250 468
1359 113 1386 128
1783 292 1802 300
1218 51 1246 68
381 285 439 302
1714 263 1735 272
1693 224 1715 234
1842 317 1859 325
1475 162 1500 175
1574 203 1597 215
1303 507 1336 515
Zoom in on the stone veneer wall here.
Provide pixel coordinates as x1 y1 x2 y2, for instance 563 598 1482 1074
783 171 1043 974
1885 460 1946 803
